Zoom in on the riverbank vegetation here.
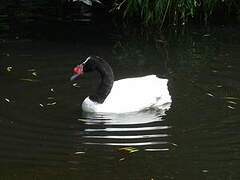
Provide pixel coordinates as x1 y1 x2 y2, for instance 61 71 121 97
112 0 240 27
0 0 240 37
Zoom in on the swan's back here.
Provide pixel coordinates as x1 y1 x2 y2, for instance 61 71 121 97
82 75 171 113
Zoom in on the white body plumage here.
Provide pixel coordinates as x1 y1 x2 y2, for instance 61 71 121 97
82 75 171 113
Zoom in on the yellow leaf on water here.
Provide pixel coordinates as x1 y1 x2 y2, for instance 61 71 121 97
203 34 210 37
226 101 237 105
20 78 39 82
206 93 214 97
130 149 139 153
32 72 37 76
5 98 10 102
73 83 80 87
227 106 235 109
118 147 139 153
6 66 13 72
202 170 209 173
156 39 168 43
171 143 178 147
47 97 55 100
47 102 57 106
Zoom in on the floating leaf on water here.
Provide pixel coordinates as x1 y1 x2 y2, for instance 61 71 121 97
226 101 237 105
206 93 214 97
50 88 54 92
118 147 139 153
171 143 178 147
73 83 81 88
32 72 37 76
216 85 223 88
6 66 13 72
130 149 139 153
20 78 39 82
156 39 168 43
39 103 44 107
203 33 210 37
119 158 125 161
227 105 235 109
47 102 57 106
4 98 10 103
47 97 55 100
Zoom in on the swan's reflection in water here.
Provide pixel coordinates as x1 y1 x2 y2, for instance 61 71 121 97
78 103 173 152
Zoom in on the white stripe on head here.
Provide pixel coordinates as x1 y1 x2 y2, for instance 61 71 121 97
82 56 91 65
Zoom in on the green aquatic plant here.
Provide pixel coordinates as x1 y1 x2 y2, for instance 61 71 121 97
1 0 239 36
112 0 240 27
112 0 173 26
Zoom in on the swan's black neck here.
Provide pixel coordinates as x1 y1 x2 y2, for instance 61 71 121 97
88 58 114 104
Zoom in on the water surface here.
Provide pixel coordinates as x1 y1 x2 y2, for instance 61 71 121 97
0 25 240 179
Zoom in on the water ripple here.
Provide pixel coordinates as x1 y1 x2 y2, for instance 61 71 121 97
85 126 170 132
77 110 173 151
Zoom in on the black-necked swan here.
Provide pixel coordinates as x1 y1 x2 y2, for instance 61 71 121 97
70 56 172 113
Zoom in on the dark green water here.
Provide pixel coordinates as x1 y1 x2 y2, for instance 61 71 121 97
0 25 240 180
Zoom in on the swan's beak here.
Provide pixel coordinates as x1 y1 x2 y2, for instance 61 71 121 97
70 64 84 81
70 73 80 81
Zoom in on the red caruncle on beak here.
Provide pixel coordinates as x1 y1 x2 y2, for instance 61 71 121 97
73 64 83 75
70 64 84 81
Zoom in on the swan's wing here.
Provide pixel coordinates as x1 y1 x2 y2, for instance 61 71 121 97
103 75 171 112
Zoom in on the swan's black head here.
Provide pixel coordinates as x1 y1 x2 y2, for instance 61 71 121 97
70 56 114 103
70 56 101 81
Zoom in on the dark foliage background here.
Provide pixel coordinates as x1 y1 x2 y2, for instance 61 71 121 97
0 0 240 38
